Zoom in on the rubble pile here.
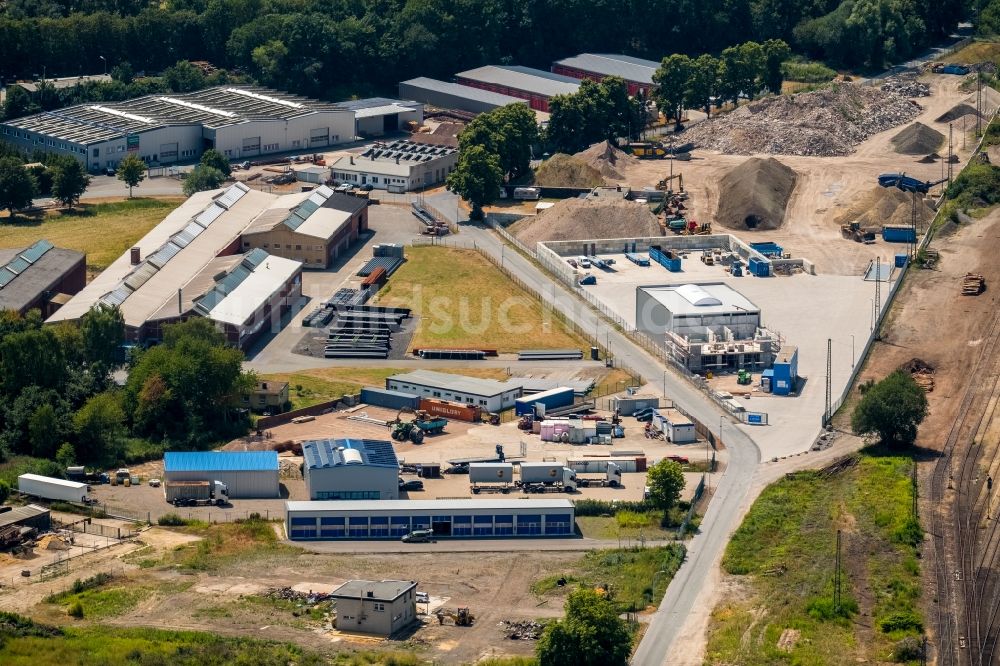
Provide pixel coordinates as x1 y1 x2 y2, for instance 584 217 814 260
881 75 931 98
500 619 544 640
682 83 922 156
262 587 331 604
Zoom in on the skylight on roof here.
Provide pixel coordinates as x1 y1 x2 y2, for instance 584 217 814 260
89 106 154 124
225 88 303 109
157 97 237 118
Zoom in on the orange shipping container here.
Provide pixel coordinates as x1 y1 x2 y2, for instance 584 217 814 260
420 398 482 422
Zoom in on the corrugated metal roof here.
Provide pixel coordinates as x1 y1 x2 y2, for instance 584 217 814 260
399 78 526 107
456 66 580 98
387 369 519 397
164 451 279 472
553 53 660 84
286 499 574 512
302 438 399 470
331 579 416 601
0 504 49 529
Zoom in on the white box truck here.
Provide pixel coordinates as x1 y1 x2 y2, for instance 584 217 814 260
469 463 513 494
517 462 577 493
576 462 623 488
18 473 89 503
165 480 229 507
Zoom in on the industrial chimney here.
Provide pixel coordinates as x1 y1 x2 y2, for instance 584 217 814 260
130 247 141 265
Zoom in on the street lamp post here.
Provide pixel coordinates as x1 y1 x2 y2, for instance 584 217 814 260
99 55 107 76
662 370 667 398
851 334 855 368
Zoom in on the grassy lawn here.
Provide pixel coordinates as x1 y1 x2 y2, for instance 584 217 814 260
260 366 511 410
374 245 588 352
0 612 326 666
0 198 182 273
576 511 678 541
938 40 1000 66
532 545 686 613
158 517 300 573
705 450 923 665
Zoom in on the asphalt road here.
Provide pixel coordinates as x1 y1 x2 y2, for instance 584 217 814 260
288 535 675 555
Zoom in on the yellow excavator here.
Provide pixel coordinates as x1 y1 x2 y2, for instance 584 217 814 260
436 607 474 626
656 173 684 193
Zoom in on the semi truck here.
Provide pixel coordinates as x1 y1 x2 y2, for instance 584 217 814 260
517 462 577 493
165 480 229 507
18 473 90 503
575 462 623 488
469 463 513 494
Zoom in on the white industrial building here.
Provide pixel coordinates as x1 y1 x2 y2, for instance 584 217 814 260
302 438 400 501
0 86 354 172
398 77 528 115
329 139 458 192
163 451 280 498
386 369 522 412
651 408 697 443
339 98 423 137
636 283 778 373
330 580 418 636
285 498 575 539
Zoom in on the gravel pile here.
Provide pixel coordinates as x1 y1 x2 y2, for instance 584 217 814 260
682 83 923 156
881 75 930 98
891 122 944 155
833 185 934 229
936 103 983 123
511 197 662 243
534 153 604 188
574 140 638 181
715 157 797 230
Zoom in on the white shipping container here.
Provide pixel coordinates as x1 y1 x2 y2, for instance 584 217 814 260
519 462 569 484
469 463 514 483
18 473 88 503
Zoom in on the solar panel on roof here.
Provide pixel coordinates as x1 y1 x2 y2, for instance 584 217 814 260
0 268 16 289
6 257 30 275
215 182 249 209
172 221 205 247
122 262 159 291
101 285 132 307
218 265 251 293
18 239 53 263
195 203 225 227
147 242 181 268
315 184 334 198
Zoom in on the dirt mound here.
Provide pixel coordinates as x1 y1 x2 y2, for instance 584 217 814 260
900 357 935 374
511 197 662 244
936 103 983 123
715 158 797 230
891 122 944 155
917 152 941 163
534 154 605 188
833 186 934 229
681 83 922 157
573 140 638 181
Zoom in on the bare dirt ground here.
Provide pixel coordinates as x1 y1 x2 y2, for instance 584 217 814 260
618 74 976 275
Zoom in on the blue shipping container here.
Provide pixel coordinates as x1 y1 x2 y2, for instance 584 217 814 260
895 253 908 268
748 257 771 277
361 387 420 411
749 241 783 257
770 347 798 396
882 225 916 243
515 387 575 416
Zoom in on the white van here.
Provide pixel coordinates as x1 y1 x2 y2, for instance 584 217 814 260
578 256 591 268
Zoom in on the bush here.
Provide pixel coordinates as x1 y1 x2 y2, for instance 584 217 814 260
878 609 923 633
573 499 654 517
892 517 923 548
806 595 858 621
892 636 924 661
67 601 84 618
946 162 1000 207
781 60 837 83
157 513 187 526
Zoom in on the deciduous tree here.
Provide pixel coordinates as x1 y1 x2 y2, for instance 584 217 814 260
536 588 632 666
0 157 35 216
51 158 90 209
116 153 147 198
653 54 693 126
445 145 502 220
852 370 928 447
645 458 686 510
182 165 226 196
199 148 231 177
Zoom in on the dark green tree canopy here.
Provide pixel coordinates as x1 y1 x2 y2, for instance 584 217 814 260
0 158 35 216
645 458 686 510
50 157 90 209
200 149 232 177
445 145 503 219
536 588 632 666
116 153 147 197
852 370 928 447
183 165 226 196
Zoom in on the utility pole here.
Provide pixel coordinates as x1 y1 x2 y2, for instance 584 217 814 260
824 338 832 425
947 124 954 185
834 529 843 614
874 257 882 341
910 190 918 260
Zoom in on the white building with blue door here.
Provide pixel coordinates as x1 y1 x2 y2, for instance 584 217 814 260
284 499 575 540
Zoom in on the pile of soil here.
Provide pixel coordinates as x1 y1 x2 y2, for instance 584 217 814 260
900 357 935 392
681 83 922 156
917 152 941 163
891 122 944 155
936 103 983 123
833 185 934 229
573 140 638 181
533 154 605 188
715 157 797 230
511 197 662 244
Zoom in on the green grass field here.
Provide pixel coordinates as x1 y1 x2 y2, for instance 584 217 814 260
374 246 588 353
260 366 512 410
0 198 182 273
705 450 923 665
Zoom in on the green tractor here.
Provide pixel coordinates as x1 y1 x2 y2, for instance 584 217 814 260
390 421 425 444
737 369 753 385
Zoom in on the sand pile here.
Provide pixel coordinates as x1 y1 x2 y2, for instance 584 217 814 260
715 158 797 230
936 103 983 123
534 154 605 188
682 83 922 156
891 122 944 155
511 197 662 244
833 185 934 229
573 140 638 181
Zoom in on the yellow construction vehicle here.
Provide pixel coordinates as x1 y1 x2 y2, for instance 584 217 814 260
628 142 668 159
655 173 684 193
436 607 475 626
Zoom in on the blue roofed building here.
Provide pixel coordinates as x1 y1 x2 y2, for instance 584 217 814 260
302 438 400 500
163 450 280 498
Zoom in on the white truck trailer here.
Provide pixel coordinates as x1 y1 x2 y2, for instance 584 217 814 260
517 462 577 493
18 473 89 503
165 480 229 507
469 463 513 494
575 462 623 488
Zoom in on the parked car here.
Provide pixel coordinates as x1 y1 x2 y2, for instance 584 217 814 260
401 529 433 543
634 408 656 422
401 480 424 491
359 183 374 191
148 478 161 487
105 167 116 176
444 464 469 474
666 455 690 465
416 591 429 603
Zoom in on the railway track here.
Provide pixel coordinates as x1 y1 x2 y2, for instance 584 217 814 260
930 306 1000 666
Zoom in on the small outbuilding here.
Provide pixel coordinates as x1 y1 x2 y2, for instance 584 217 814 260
163 451 280 498
302 438 400 500
0 504 51 533
652 408 697 444
331 579 417 636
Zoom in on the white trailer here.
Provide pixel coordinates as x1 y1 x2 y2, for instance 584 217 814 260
18 473 89 503
576 462 623 488
517 462 577 493
165 480 229 506
567 458 642 474
469 463 513 494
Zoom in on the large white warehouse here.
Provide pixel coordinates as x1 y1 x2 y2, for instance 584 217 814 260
0 86 354 172
302 438 400 501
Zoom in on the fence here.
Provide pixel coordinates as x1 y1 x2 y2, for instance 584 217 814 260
677 474 706 538
255 396 357 429
53 516 138 540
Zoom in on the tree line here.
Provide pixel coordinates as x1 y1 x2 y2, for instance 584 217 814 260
0 309 254 471
0 0 965 104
